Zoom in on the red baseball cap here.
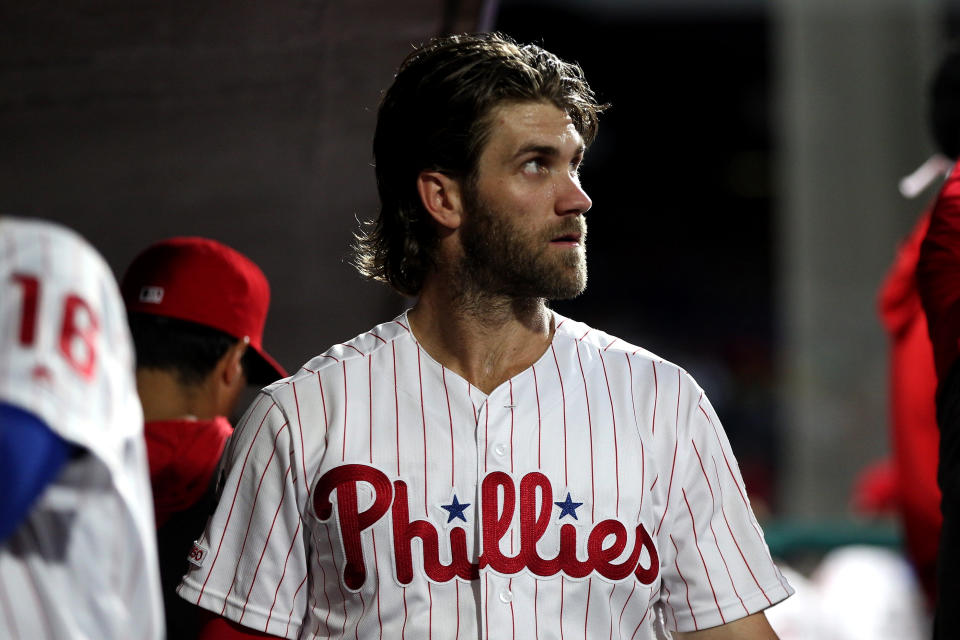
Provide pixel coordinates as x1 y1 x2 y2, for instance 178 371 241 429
121 237 287 384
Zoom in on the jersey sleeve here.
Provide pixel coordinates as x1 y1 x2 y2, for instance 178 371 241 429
178 391 311 639
653 374 792 632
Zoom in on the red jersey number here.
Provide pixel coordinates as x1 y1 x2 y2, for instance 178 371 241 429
11 273 100 380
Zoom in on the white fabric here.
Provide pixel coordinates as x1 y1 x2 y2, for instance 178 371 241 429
0 217 163 639
180 311 791 638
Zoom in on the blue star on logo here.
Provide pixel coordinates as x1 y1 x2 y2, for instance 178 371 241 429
554 492 583 520
441 495 471 523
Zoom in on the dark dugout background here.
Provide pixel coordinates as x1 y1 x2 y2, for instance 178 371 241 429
1 1 953 523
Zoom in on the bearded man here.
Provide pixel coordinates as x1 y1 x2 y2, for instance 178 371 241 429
179 33 792 640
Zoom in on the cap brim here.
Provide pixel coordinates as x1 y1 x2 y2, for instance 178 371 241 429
245 345 288 386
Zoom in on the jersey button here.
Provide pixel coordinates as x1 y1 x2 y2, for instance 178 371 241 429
494 443 507 457
499 589 513 603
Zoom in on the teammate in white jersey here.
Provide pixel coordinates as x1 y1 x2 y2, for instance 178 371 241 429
0 217 164 639
179 33 792 639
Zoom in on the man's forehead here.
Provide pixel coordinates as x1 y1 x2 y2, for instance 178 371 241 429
485 101 583 150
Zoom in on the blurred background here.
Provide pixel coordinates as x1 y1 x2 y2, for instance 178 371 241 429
2 0 958 604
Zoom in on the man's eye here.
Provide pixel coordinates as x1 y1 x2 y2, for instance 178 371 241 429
522 159 546 174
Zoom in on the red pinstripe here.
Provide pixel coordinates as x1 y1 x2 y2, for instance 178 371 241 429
639 440 646 512
265 518 303 630
598 350 620 515
650 362 658 436
291 382 309 491
313 528 333 638
510 578 516 639
579 329 590 340
442 367 455 485
692 440 748 615
428 582 434 639
627 605 651 640
367 331 387 344
394 319 409 332
560 577 566 640
417 347 428 514
670 534 698 630
354 590 366 640
341 343 366 357
238 462 296 622
575 345 596 519
323 524 348 638
228 393 268 464
284 574 308 637
711 459 773 605
550 345 569 486
534 580 540 639
654 372 681 536
509 380 515 473
402 588 408 639
484 575 489 640
604 337 618 351
393 342 400 476
368 354 374 464
662 581 679 629
583 578 592 640
533 365 542 467
682 488 724 623
455 582 461 640
618 581 635 635
606 583 615 640
321 354 339 363
341 361 349 460
372 531 384 639
197 403 280 604
650 475 658 491
702 404 790 594
484 406 489 474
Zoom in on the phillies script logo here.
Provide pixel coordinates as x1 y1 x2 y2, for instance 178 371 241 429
313 464 659 591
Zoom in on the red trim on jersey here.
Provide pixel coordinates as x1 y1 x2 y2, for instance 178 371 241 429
416 346 428 515
197 403 280 604
692 440 748 615
341 361 349 461
682 488 725 623
599 350 620 515
670 534 698 630
575 345 596 520
442 367 455 485
238 462 296 622
550 345 569 486
264 517 303 630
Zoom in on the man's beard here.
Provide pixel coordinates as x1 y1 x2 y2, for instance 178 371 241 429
456 189 587 301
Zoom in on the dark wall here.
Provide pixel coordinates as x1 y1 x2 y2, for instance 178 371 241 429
0 1 483 374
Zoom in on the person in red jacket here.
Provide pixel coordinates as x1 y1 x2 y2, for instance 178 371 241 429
915 42 960 640
121 237 287 639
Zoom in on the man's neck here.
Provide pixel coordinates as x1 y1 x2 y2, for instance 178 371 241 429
136 368 216 422
408 278 555 394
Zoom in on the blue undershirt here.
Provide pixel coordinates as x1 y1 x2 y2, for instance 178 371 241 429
0 402 72 541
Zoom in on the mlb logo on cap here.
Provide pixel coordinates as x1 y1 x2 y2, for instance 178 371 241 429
139 286 164 304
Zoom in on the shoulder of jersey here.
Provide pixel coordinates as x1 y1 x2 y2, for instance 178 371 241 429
1 216 112 277
553 312 698 382
262 314 412 392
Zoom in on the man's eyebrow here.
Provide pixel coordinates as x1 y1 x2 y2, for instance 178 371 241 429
513 143 586 159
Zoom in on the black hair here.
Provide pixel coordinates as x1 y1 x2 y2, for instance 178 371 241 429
930 43 960 159
128 313 259 386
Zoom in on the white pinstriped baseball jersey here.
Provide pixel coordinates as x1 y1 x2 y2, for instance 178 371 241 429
179 311 792 639
0 217 164 639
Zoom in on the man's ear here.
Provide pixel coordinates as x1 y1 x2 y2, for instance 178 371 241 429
220 337 249 387
417 170 464 230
